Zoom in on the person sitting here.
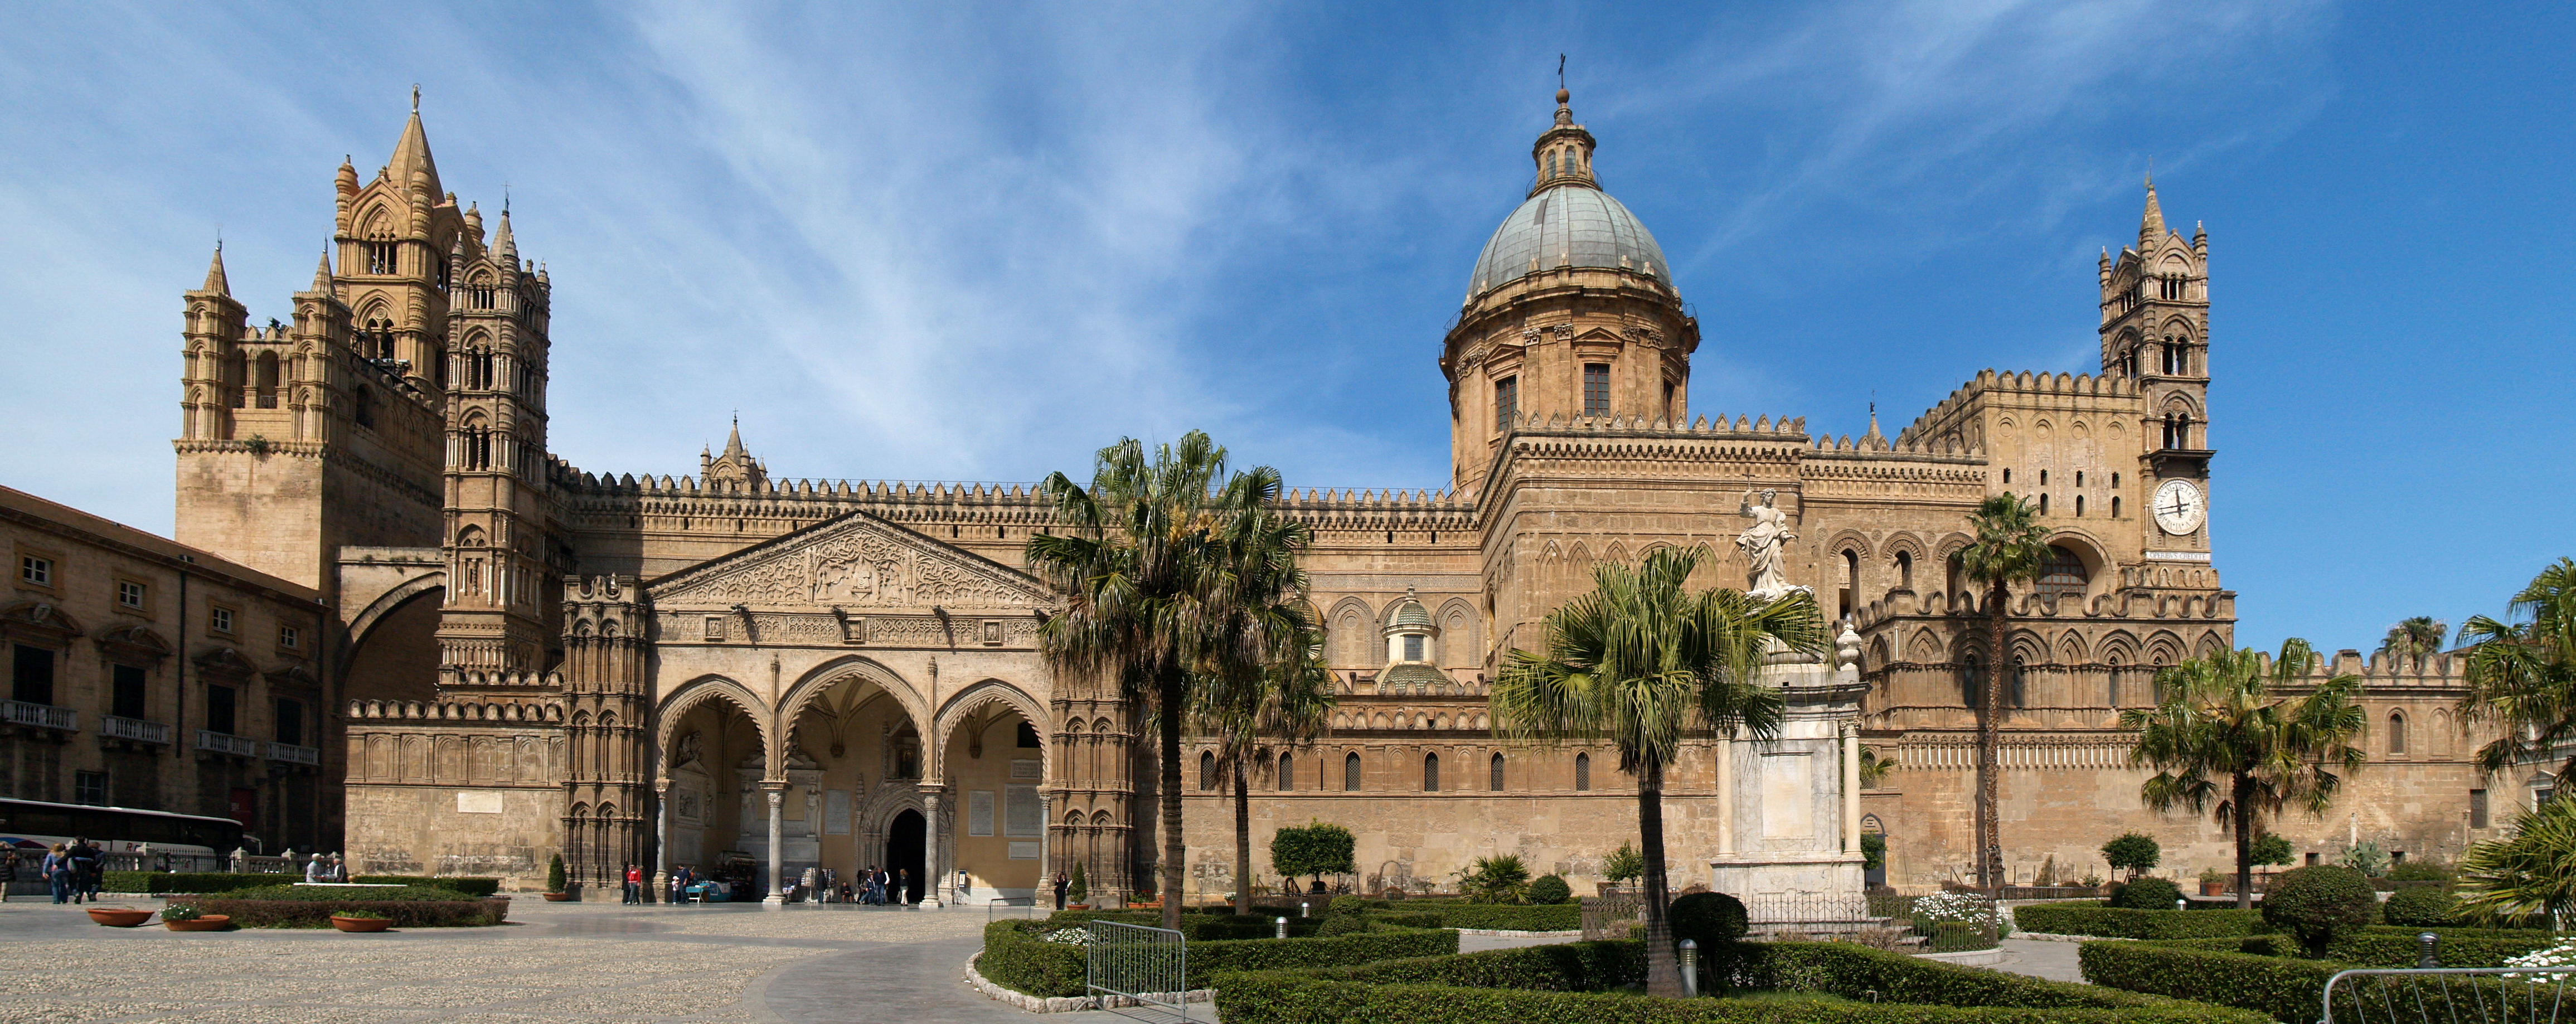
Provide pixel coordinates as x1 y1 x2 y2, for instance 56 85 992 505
304 853 327 884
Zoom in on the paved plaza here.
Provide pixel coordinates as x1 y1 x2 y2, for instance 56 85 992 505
0 898 1119 1024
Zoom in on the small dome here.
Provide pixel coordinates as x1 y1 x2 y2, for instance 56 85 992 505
1389 599 1434 630
1465 185 1672 304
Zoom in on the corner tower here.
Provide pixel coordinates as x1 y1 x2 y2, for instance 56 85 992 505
2098 177 2213 560
1441 89 1698 495
435 201 558 680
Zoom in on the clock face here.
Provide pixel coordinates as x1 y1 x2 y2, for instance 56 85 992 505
2152 478 2206 536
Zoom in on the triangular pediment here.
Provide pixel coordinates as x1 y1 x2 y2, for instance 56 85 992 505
646 509 1055 612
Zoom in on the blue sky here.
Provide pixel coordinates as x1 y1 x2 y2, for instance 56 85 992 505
0 1 2565 652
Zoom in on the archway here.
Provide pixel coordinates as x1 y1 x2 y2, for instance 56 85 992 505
784 668 924 892
889 809 926 904
934 682 1048 903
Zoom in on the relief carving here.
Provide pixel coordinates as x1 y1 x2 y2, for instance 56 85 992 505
653 514 1053 609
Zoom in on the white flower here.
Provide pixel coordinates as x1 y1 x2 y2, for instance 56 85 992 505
1042 928 1095 945
2502 940 2576 983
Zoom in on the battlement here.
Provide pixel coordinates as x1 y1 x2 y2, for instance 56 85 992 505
1898 369 2142 447
1855 586 2235 628
345 697 564 722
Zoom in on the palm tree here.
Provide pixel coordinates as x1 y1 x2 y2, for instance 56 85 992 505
2121 638 2369 909
2379 616 2450 669
1026 432 1291 930
1190 494 1333 916
2458 559 2576 791
2454 787 2576 926
1957 493 2051 887
1492 546 1826 997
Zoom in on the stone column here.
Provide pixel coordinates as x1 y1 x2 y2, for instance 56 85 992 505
1841 721 1861 855
920 784 947 907
761 782 787 907
652 777 672 904
1715 729 1734 857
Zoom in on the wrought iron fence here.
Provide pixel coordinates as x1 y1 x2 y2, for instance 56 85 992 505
1581 892 1642 940
1087 919 1190 1022
2324 967 2576 1024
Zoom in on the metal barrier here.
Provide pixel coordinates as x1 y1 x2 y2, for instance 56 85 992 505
987 895 1038 923
2324 967 2576 1024
1086 919 1190 1021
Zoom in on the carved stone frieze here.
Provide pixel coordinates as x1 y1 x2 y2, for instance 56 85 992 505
649 509 1054 610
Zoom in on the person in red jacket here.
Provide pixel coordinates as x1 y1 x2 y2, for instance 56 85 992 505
623 863 644 904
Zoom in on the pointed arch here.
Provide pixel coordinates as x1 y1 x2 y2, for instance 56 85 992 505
775 655 930 766
655 675 772 777
929 677 1047 780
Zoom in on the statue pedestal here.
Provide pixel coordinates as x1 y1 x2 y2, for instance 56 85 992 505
1703 633 1871 916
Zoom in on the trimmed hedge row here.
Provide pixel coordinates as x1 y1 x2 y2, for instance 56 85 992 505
1216 941 2264 1024
2143 929 2556 968
1401 903 1583 931
978 920 1459 998
1037 910 1326 940
185 895 510 928
2080 941 2340 1023
352 875 502 896
2012 902 2262 939
102 872 299 895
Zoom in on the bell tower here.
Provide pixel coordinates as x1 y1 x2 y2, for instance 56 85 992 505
2099 177 2214 557
435 200 558 680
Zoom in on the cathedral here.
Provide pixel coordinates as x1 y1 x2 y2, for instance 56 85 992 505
166 89 2492 902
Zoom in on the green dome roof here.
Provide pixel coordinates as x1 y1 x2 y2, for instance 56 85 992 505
1389 597 1434 630
1465 185 1672 304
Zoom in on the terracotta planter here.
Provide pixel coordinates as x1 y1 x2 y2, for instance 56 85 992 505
87 907 153 927
164 915 231 931
330 915 392 933
1066 903 1091 911
2200 882 2226 897
541 892 575 902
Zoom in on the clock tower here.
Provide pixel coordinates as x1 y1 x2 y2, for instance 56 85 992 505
2100 177 2212 561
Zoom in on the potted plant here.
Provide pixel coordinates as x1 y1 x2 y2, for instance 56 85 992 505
2199 867 2228 897
161 904 231 931
1065 861 1091 911
86 906 153 927
329 909 393 933
541 853 575 901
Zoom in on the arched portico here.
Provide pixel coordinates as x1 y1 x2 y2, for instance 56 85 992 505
928 678 1050 904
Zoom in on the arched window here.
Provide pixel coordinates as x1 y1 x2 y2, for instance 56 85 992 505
1277 753 1294 791
1960 653 1984 707
2388 712 2408 755
1490 753 1505 792
2038 493 2049 515
2036 546 2089 601
1343 752 1362 792
2112 496 2122 518
2010 656 2029 707
1199 751 1217 791
2075 495 2085 516
1895 551 1914 590
1423 753 1440 792
1839 549 1860 619
253 352 280 409
1574 753 1591 792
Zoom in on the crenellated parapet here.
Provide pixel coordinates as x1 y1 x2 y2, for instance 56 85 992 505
346 697 564 722
1897 368 2145 452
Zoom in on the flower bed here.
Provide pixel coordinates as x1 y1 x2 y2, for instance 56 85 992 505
1215 940 2264 1024
978 919 1458 998
2012 901 2262 939
191 885 508 928
100 871 298 895
351 875 502 896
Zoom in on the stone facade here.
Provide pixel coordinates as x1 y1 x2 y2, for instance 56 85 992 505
0 484 332 852
152 88 2499 900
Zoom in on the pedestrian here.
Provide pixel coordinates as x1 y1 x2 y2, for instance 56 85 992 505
304 852 326 883
0 847 17 903
895 867 910 906
1053 871 1069 910
67 837 100 903
331 853 349 882
624 863 642 904
43 843 71 904
862 865 881 905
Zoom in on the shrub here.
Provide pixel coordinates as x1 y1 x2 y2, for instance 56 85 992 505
1068 860 1088 904
2339 841 2391 879
1529 875 1573 906
977 919 1457 998
1667 892 1749 948
2108 877 2183 910
2081 940 2337 1023
2383 886 2461 928
1405 904 1580 931
1327 894 1372 916
1861 831 1886 871
2264 866 2379 953
1316 914 1370 937
981 920 1087 997
351 875 502 896
545 853 567 893
161 903 206 921
2385 859 2454 884
2249 833 2294 868
2012 902 2259 939
2102 832 2162 879
1454 855 1532 904
331 910 391 920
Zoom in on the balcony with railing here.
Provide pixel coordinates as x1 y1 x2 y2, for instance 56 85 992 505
1 701 77 731
264 741 319 766
196 730 258 757
100 715 171 745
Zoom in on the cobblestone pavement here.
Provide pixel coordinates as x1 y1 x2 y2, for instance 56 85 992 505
1991 938 2086 983
0 899 1121 1023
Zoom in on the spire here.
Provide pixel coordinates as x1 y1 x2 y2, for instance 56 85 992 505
722 414 748 460
493 204 517 261
386 89 442 198
2138 171 2166 246
201 241 230 295
310 249 333 291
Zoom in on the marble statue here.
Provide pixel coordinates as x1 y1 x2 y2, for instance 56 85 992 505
1735 489 1799 598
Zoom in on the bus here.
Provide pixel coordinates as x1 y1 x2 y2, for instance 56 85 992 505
0 798 244 860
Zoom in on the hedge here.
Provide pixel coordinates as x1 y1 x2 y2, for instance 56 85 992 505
352 875 502 896
184 894 510 928
1216 942 2263 1024
2145 929 2558 968
1402 903 1583 931
1037 910 1326 940
102 872 304 895
978 920 1459 998
2012 902 2262 939
2082 941 2347 1023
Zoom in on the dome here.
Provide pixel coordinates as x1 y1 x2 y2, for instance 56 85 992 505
1464 185 1672 304
1389 598 1434 630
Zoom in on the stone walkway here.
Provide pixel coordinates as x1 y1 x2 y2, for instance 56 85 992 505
1990 938 2086 983
0 899 1126 1023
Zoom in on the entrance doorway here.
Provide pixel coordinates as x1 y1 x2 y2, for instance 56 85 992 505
888 809 926 904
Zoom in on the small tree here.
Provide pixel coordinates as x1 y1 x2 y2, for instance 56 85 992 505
1602 841 1645 886
2263 865 2378 954
2109 876 2181 910
1068 860 1090 906
1454 855 1532 904
1269 822 1356 892
1529 875 1574 905
545 853 567 894
2102 832 2162 880
2250 833 2294 870
1860 832 1886 873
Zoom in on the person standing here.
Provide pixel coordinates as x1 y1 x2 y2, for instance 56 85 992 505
331 853 349 882
304 853 326 883
895 867 910 906
66 837 100 903
43 844 71 904
1052 871 1069 911
0 847 17 902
